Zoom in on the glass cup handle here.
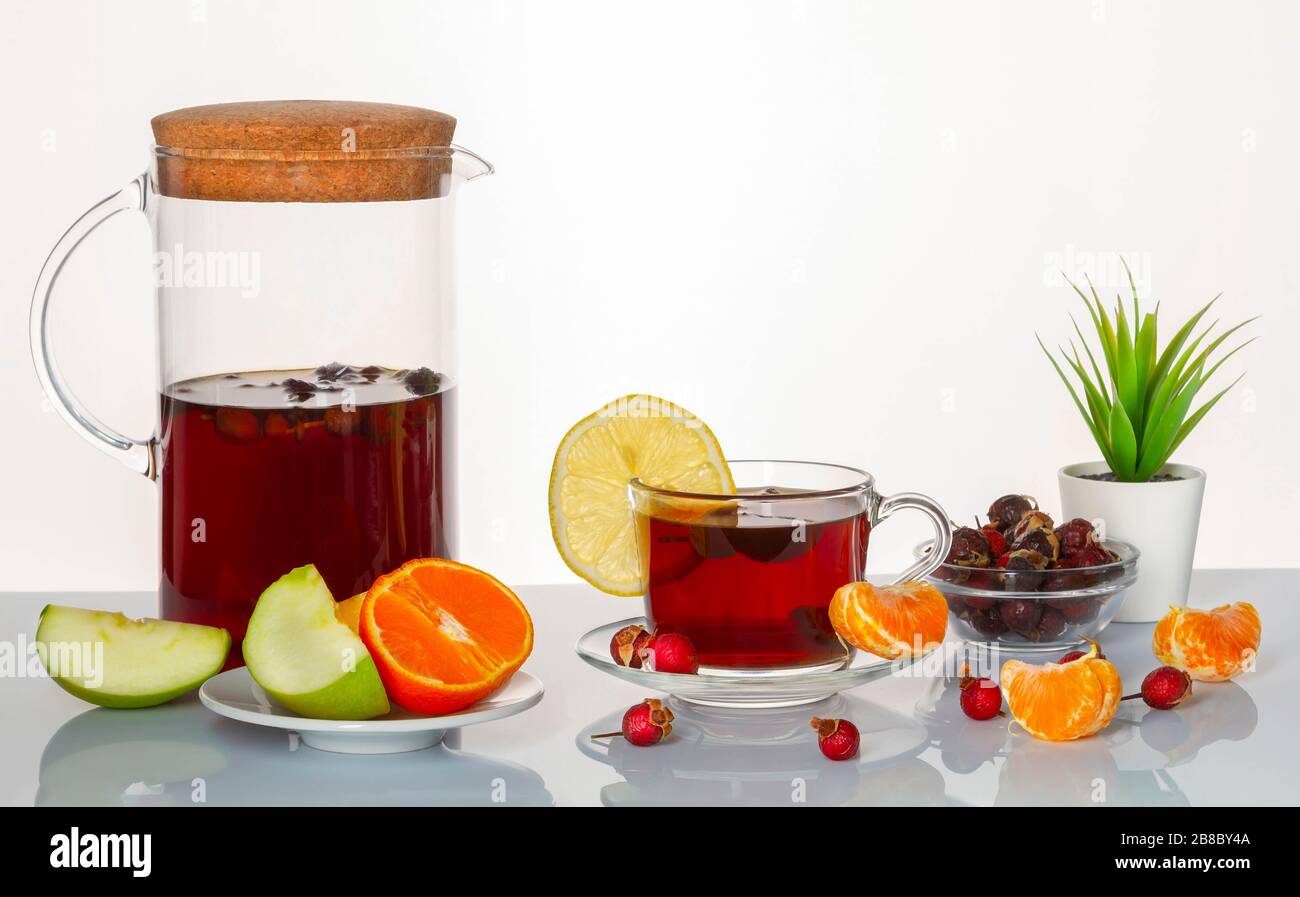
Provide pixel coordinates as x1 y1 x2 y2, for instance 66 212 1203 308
875 492 952 584
29 174 157 479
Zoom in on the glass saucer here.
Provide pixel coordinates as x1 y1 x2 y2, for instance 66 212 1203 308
576 617 907 709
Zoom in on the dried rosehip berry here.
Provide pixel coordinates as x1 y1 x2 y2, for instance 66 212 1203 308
987 494 1036 533
968 608 1008 637
1069 544 1115 569
1001 549 1049 591
621 698 674 746
324 407 361 436
264 413 291 438
1013 527 1060 563
959 676 1003 720
1040 567 1084 592
214 408 261 444
999 598 1043 632
946 526 992 568
402 367 441 397
810 717 860 761
1139 666 1193 710
282 377 319 403
609 624 652 668
314 361 350 381
1010 510 1056 543
640 631 700 674
1054 517 1098 556
1033 606 1068 641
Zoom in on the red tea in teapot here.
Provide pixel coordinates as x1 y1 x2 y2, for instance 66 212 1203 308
159 364 453 665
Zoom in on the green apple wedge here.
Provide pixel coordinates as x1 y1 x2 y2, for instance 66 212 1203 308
35 606 230 709
243 565 390 720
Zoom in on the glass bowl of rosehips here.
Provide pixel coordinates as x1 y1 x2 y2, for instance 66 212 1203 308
914 493 1139 651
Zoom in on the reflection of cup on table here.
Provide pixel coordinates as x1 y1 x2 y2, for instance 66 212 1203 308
631 461 950 674
578 694 942 807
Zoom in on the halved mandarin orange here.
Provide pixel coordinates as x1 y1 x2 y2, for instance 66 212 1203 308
1000 641 1121 741
1152 602 1260 682
829 580 948 660
359 558 534 715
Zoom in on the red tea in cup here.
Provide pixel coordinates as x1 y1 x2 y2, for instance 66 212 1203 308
631 461 951 674
638 501 869 669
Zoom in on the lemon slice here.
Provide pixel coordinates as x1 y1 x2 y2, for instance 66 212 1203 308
548 394 733 596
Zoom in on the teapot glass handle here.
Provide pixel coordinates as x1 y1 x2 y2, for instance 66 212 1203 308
29 174 157 479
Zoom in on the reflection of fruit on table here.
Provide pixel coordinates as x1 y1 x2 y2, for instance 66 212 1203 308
1133 680 1258 767
38 698 553 807
39 701 229 807
995 738 1190 807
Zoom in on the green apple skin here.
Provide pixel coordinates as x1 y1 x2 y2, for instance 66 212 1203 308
35 606 230 709
242 565 390 721
255 652 389 720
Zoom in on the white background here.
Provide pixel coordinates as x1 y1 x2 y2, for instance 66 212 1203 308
2 0 1296 592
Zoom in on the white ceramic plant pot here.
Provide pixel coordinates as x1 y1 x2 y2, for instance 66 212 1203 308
1057 461 1206 623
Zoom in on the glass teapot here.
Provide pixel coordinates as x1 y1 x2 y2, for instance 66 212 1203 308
29 101 492 664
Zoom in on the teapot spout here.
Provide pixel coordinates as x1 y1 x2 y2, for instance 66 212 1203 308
452 145 494 182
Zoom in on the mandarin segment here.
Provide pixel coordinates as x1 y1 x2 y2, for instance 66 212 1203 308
1000 642 1121 741
1152 602 1260 682
829 580 947 660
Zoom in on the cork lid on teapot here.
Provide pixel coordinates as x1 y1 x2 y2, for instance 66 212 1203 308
151 100 458 202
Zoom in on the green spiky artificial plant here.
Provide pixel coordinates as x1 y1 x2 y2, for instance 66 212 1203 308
1038 259 1256 483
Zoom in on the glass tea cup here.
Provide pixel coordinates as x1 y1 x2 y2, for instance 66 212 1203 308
630 461 951 675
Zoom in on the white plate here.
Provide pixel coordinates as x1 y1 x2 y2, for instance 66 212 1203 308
577 618 910 708
199 667 544 754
